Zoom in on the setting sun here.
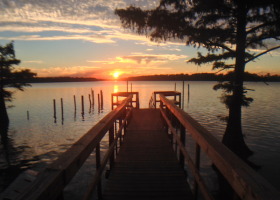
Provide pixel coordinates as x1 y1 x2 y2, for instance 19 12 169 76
113 71 120 79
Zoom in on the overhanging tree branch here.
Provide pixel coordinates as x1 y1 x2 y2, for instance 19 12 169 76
245 45 280 63
205 41 235 53
246 21 278 35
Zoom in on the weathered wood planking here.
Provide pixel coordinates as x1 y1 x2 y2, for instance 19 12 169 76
103 109 193 200
160 94 280 200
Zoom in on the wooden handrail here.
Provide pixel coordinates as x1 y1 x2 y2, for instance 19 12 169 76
160 107 214 200
15 95 133 200
82 108 132 200
159 94 280 200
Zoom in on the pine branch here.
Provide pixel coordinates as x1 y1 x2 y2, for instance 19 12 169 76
246 20 278 35
205 41 235 53
245 45 280 63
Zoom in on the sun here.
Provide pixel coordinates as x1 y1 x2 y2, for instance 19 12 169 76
113 71 120 79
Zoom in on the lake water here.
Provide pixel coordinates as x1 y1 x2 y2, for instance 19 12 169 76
1 81 280 192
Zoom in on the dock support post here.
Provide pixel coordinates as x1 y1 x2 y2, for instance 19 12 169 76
127 80 128 92
81 95 85 116
95 143 102 199
182 81 185 109
61 98 64 123
179 124 186 168
91 89 94 108
100 90 103 110
114 122 118 155
119 119 123 145
124 114 127 137
98 94 100 112
111 94 114 110
53 99 57 123
88 94 92 112
109 126 115 169
188 84 190 103
74 95 77 120
194 143 201 199
74 95 76 112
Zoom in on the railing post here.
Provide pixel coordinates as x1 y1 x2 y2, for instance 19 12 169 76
119 119 123 145
154 92 157 108
194 143 201 200
109 126 115 169
182 81 184 109
114 121 118 155
136 93 140 108
124 112 127 137
171 111 176 150
96 143 102 199
111 94 114 110
179 123 186 168
167 107 173 144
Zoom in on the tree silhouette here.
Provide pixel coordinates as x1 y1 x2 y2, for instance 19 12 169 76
0 41 36 127
115 0 280 158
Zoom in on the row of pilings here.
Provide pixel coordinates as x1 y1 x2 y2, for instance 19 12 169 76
52 89 104 124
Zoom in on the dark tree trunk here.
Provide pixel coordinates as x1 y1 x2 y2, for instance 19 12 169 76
222 1 252 159
0 89 9 128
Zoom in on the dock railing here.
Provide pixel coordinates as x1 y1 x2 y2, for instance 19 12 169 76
150 91 181 108
111 92 139 109
159 94 280 200
5 95 133 200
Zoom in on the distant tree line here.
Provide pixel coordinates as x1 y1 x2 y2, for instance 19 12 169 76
126 72 280 82
24 77 99 83
21 73 280 83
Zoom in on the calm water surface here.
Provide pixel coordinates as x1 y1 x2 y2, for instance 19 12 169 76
1 81 280 191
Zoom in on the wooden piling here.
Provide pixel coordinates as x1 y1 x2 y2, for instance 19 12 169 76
188 84 190 102
91 89 94 107
130 83 132 92
53 99 56 120
127 80 128 92
89 94 92 109
81 95 84 116
27 111 29 120
98 93 100 112
74 95 77 111
61 98 64 121
100 90 103 109
175 82 177 91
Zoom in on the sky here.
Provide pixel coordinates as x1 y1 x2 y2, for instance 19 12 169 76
1 0 280 80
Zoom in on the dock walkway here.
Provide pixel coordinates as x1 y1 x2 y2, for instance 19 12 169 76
103 109 193 200
3 92 279 200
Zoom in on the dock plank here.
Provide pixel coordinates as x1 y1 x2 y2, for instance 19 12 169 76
103 109 193 200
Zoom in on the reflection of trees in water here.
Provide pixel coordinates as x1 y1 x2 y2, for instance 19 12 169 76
0 125 68 192
0 125 30 192
0 126 36 192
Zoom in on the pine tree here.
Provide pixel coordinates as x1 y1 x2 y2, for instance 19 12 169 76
115 0 280 158
0 41 36 127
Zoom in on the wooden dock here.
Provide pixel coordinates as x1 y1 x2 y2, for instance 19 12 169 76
2 92 280 200
103 109 193 200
